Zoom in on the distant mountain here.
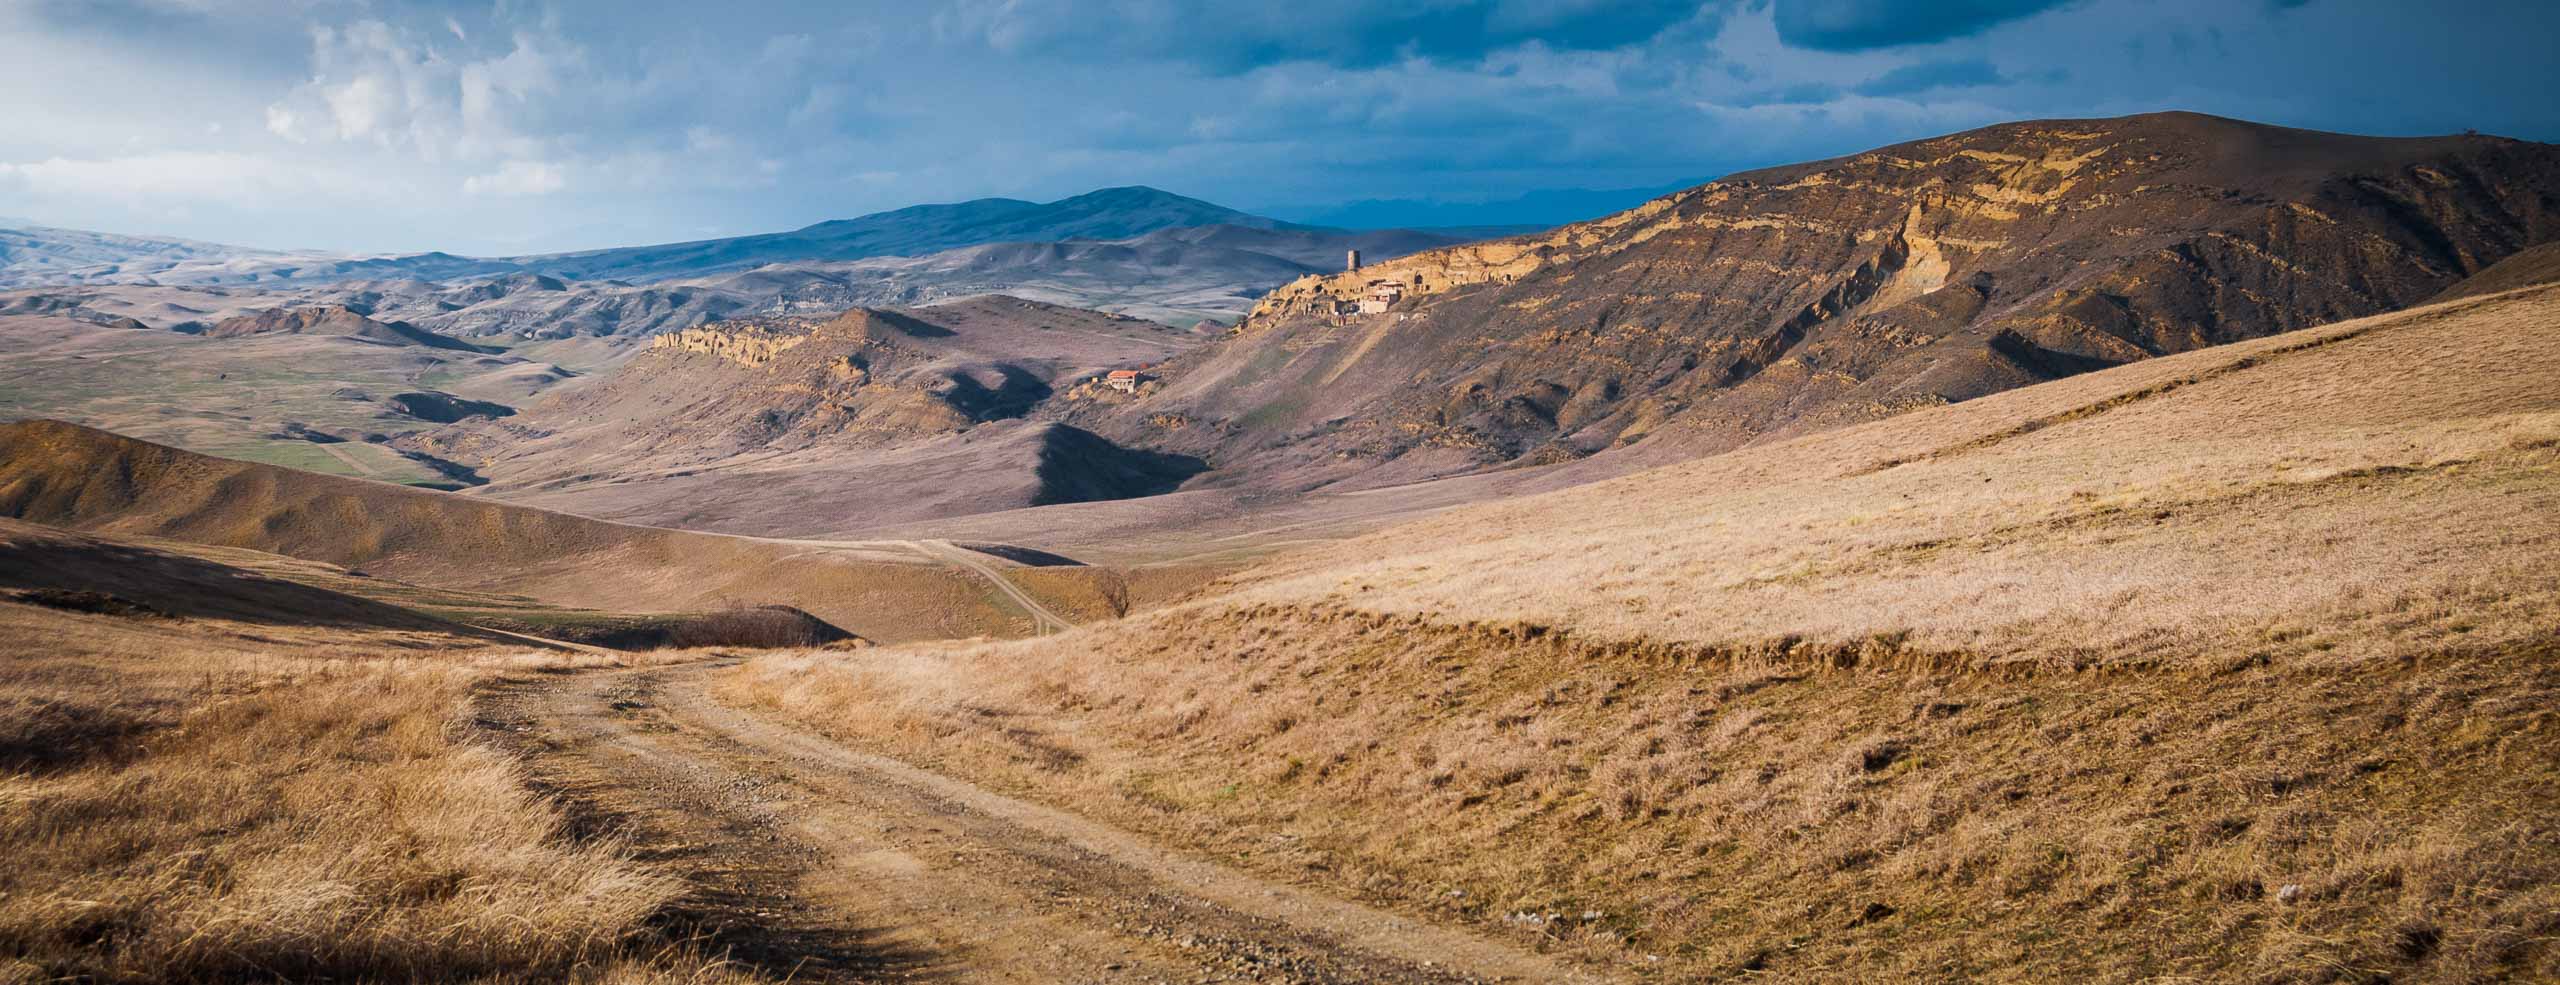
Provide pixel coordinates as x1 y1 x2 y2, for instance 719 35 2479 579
1076 112 2560 487
0 224 293 286
0 187 1489 329
12 218 1478 337
516 186 1296 282
0 186 1321 289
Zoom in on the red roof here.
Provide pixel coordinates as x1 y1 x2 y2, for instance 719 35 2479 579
1107 369 1141 379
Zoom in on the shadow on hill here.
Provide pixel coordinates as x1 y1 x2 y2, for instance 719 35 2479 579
1031 425 1209 507
468 605 860 651
865 308 958 338
0 521 469 632
939 365 1053 421
955 542 1087 567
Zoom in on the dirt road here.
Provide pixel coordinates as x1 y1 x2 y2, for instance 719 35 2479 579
476 663 1602 984
912 539 1074 635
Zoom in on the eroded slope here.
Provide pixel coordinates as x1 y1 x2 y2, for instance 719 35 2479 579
1082 112 2560 488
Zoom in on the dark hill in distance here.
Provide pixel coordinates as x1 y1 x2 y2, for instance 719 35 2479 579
517 186 1303 282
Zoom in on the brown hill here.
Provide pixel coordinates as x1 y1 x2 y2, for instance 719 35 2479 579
199 305 498 353
2431 240 2560 302
414 295 1208 535
0 516 485 635
1079 112 2560 487
0 419 1060 641
734 283 2560 980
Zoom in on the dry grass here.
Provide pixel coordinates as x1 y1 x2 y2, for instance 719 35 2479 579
0 419 1025 643
0 603 768 984
724 287 2560 981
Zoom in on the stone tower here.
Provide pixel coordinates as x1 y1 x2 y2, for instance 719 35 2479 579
1346 249 1361 272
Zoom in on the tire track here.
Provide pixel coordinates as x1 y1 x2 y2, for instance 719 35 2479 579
475 663 1604 984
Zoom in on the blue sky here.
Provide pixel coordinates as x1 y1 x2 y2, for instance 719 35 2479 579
3 0 2555 255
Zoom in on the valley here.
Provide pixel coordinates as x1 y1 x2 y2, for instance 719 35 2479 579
4 106 2558 984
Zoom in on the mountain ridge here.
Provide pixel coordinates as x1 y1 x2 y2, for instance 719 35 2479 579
0 186 1357 290
1081 111 2560 490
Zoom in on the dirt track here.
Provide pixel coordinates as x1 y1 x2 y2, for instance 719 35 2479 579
474 663 1602 984
912 539 1074 635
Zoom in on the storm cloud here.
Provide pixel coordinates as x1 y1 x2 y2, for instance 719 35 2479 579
2 0 2552 255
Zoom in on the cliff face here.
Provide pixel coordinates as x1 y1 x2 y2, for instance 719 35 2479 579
647 323 814 367
1104 112 2560 482
518 309 993 461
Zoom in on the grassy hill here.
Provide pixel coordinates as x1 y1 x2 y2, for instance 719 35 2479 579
728 282 2560 980
0 420 1066 642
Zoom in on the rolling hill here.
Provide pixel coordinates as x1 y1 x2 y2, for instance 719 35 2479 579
195 304 499 353
732 279 2560 981
0 191 1488 334
404 296 1210 534
1074 112 2560 491
0 188 1473 307
0 418 1097 642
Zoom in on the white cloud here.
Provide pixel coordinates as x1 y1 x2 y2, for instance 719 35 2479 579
266 19 574 164
264 105 302 141
0 150 395 209
461 159 565 196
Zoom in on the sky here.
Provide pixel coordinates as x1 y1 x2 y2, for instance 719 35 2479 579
3 0 2556 256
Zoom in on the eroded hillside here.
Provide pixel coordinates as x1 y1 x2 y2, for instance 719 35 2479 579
416 296 1210 534
1077 112 2560 487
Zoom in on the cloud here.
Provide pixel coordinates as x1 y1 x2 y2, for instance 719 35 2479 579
936 0 1710 72
4 0 2556 256
0 150 391 207
1854 57 2008 96
461 159 566 196
1773 0 2079 51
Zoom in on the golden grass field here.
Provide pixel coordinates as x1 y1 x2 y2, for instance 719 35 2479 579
721 284 2560 980
0 596 780 985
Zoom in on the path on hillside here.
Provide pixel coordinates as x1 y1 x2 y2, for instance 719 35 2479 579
475 663 1601 984
313 440 383 478
910 539 1074 635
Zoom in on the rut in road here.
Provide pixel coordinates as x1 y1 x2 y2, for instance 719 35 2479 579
474 662 1606 984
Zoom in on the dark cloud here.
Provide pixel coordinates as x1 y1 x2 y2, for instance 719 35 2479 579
5 0 2558 254
945 0 1711 73
1854 58 2007 96
1774 0 2078 51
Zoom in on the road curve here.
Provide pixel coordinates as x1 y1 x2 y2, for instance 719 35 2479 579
913 539 1074 635
474 662 1606 984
